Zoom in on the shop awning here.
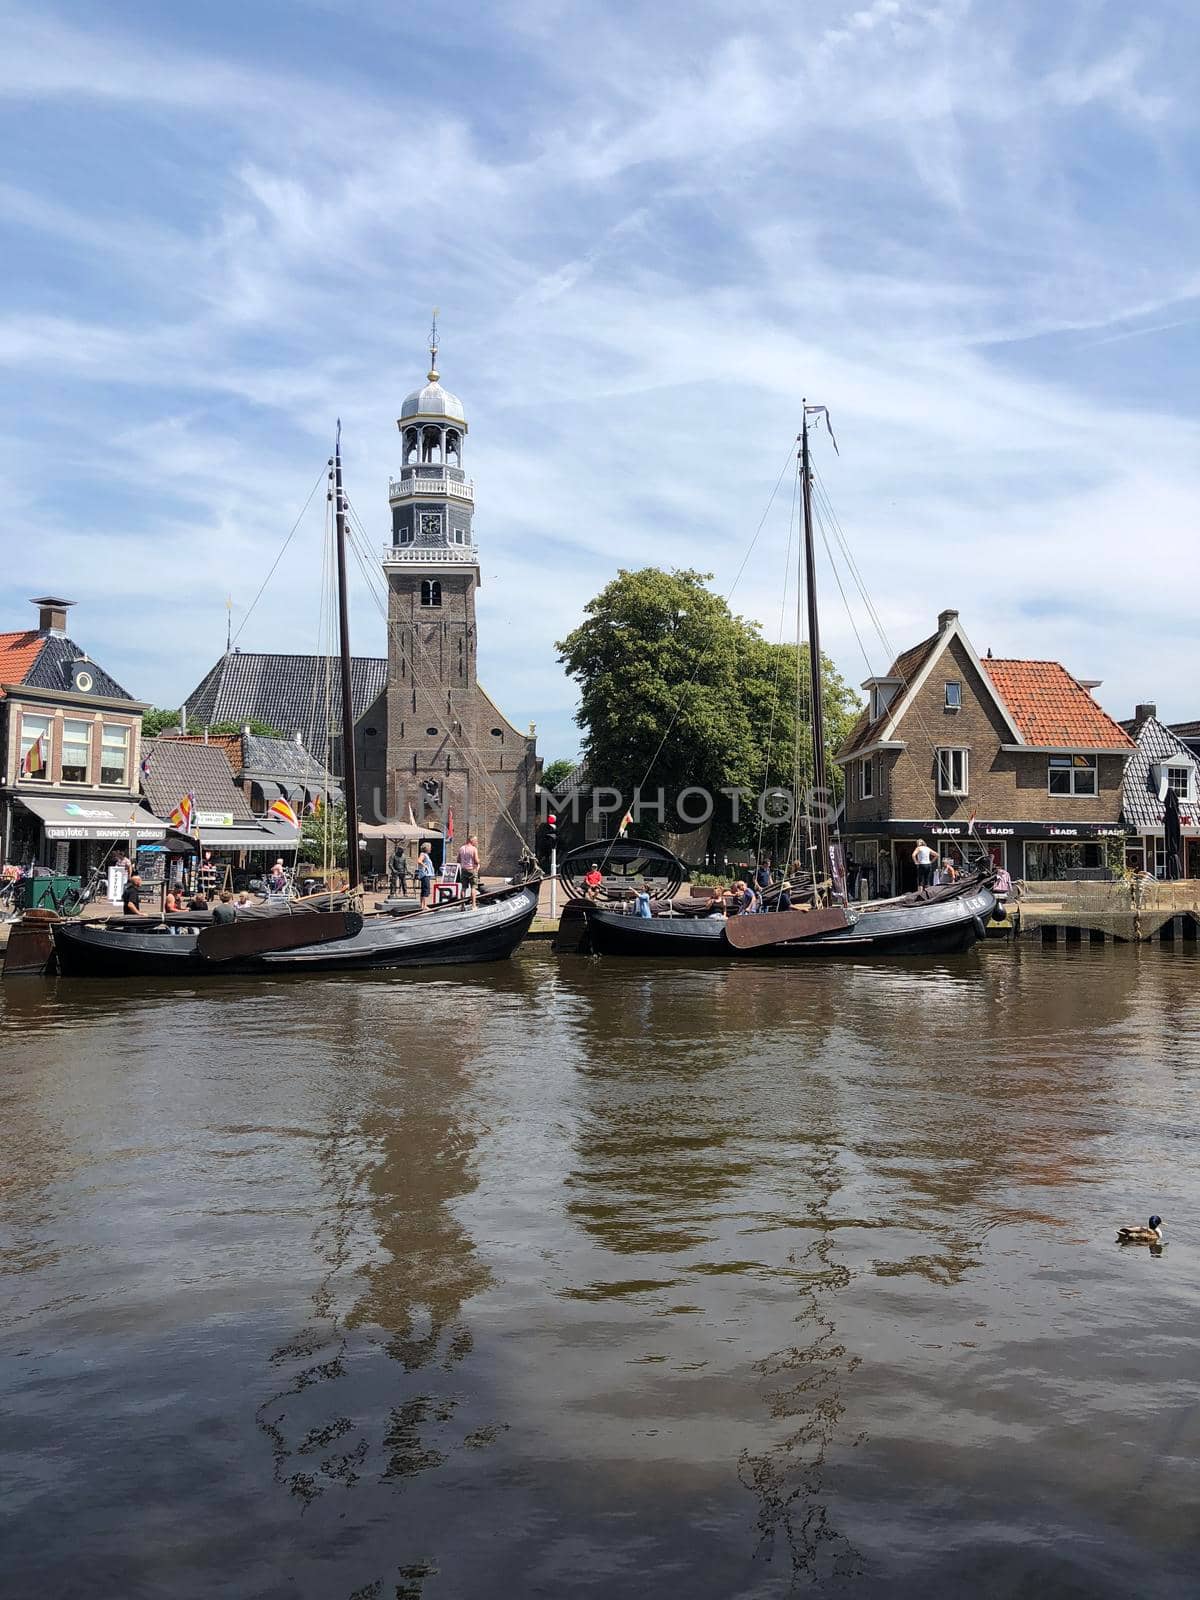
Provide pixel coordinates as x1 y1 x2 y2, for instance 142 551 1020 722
358 822 444 841
18 795 170 842
197 827 299 852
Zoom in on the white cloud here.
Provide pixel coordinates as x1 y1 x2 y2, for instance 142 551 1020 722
0 0 1197 758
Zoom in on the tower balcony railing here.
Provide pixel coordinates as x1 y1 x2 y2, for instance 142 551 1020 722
389 475 475 502
381 543 480 566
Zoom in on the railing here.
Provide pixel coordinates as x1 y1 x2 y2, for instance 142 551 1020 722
389 476 474 501
381 544 480 565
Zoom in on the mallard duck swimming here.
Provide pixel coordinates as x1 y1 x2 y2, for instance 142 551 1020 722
1116 1215 1163 1244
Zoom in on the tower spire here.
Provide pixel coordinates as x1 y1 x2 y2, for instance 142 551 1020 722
428 306 440 382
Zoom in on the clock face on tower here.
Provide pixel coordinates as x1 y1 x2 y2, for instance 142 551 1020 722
419 511 443 541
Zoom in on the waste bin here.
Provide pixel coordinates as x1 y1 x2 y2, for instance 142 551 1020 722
20 874 81 910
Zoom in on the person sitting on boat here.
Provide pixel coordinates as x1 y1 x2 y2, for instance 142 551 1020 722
941 857 959 884
774 881 794 913
705 887 727 918
583 863 604 900
212 890 237 925
187 890 209 911
164 888 182 914
732 879 758 915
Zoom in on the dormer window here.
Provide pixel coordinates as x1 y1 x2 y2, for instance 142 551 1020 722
1166 765 1192 800
944 680 962 711
868 680 899 722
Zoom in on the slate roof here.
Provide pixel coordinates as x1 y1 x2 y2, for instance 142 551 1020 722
836 631 941 758
141 737 257 822
1121 717 1199 831
981 660 1134 750
0 630 134 701
240 733 334 786
183 650 388 764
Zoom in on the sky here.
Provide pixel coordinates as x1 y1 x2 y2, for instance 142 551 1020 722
1 0 1197 760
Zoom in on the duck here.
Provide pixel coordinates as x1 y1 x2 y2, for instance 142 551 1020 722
1116 1215 1164 1245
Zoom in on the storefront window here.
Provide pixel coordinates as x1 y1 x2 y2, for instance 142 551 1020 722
1048 754 1097 796
1024 841 1103 880
18 713 51 782
62 718 92 783
100 724 129 786
1125 840 1146 873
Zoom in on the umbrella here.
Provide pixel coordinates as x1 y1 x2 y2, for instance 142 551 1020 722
1163 785 1183 880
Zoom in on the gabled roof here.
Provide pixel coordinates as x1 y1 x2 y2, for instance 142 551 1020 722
141 737 257 822
240 733 334 786
836 631 942 758
0 631 133 701
1121 716 1198 830
0 630 46 697
182 650 388 765
981 660 1134 750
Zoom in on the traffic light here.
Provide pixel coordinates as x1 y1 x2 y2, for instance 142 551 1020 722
546 812 557 845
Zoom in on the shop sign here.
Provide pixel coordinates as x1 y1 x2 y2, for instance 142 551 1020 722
195 812 234 828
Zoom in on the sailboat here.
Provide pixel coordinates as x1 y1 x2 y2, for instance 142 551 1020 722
571 404 997 960
51 432 540 978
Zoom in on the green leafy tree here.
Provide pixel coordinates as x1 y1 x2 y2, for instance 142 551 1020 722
556 567 859 849
142 707 182 736
542 757 578 789
207 718 283 738
300 801 349 868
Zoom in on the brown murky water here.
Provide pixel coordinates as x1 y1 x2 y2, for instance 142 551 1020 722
2 944 1199 1598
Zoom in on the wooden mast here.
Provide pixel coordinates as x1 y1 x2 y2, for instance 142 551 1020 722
800 403 830 895
332 423 361 892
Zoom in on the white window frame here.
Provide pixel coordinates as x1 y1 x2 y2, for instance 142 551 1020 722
860 758 873 800
61 717 93 784
1166 765 1192 801
944 680 962 711
100 723 130 787
18 712 52 783
1048 753 1097 797
936 747 968 797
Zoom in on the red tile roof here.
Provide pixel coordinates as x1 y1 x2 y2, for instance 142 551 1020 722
982 659 1134 750
0 630 46 698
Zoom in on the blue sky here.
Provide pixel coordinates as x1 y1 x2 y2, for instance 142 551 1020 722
1 0 1197 759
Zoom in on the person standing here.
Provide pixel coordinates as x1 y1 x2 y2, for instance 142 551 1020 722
121 873 143 916
415 848 435 911
912 839 935 891
457 835 480 909
754 859 773 895
388 845 408 898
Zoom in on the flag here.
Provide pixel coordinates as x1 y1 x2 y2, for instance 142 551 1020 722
618 809 633 837
140 750 153 779
305 792 324 817
169 792 195 833
446 808 454 842
269 797 299 828
21 736 44 777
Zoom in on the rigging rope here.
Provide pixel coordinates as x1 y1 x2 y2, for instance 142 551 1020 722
230 467 327 651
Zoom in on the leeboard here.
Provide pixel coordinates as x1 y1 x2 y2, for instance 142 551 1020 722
722 906 850 952
196 910 363 963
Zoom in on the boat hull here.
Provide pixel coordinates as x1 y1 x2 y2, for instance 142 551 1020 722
582 884 996 959
50 888 540 978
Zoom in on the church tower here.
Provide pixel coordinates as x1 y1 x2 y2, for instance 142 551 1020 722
383 322 538 870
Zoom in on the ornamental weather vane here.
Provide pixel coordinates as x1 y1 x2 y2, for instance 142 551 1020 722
428 307 440 381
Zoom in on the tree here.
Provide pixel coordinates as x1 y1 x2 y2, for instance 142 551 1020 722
142 707 182 737
300 802 349 868
208 719 283 738
556 567 860 849
542 758 577 790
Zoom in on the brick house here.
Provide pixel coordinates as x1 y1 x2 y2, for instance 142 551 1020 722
835 608 1134 889
1 597 156 877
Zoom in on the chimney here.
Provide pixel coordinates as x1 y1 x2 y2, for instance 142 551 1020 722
937 608 959 631
31 595 74 636
1133 702 1157 731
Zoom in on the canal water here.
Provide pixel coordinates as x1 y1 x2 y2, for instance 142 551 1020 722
2 944 1198 1598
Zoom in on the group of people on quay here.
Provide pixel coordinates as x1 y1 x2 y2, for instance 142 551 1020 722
387 837 483 911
